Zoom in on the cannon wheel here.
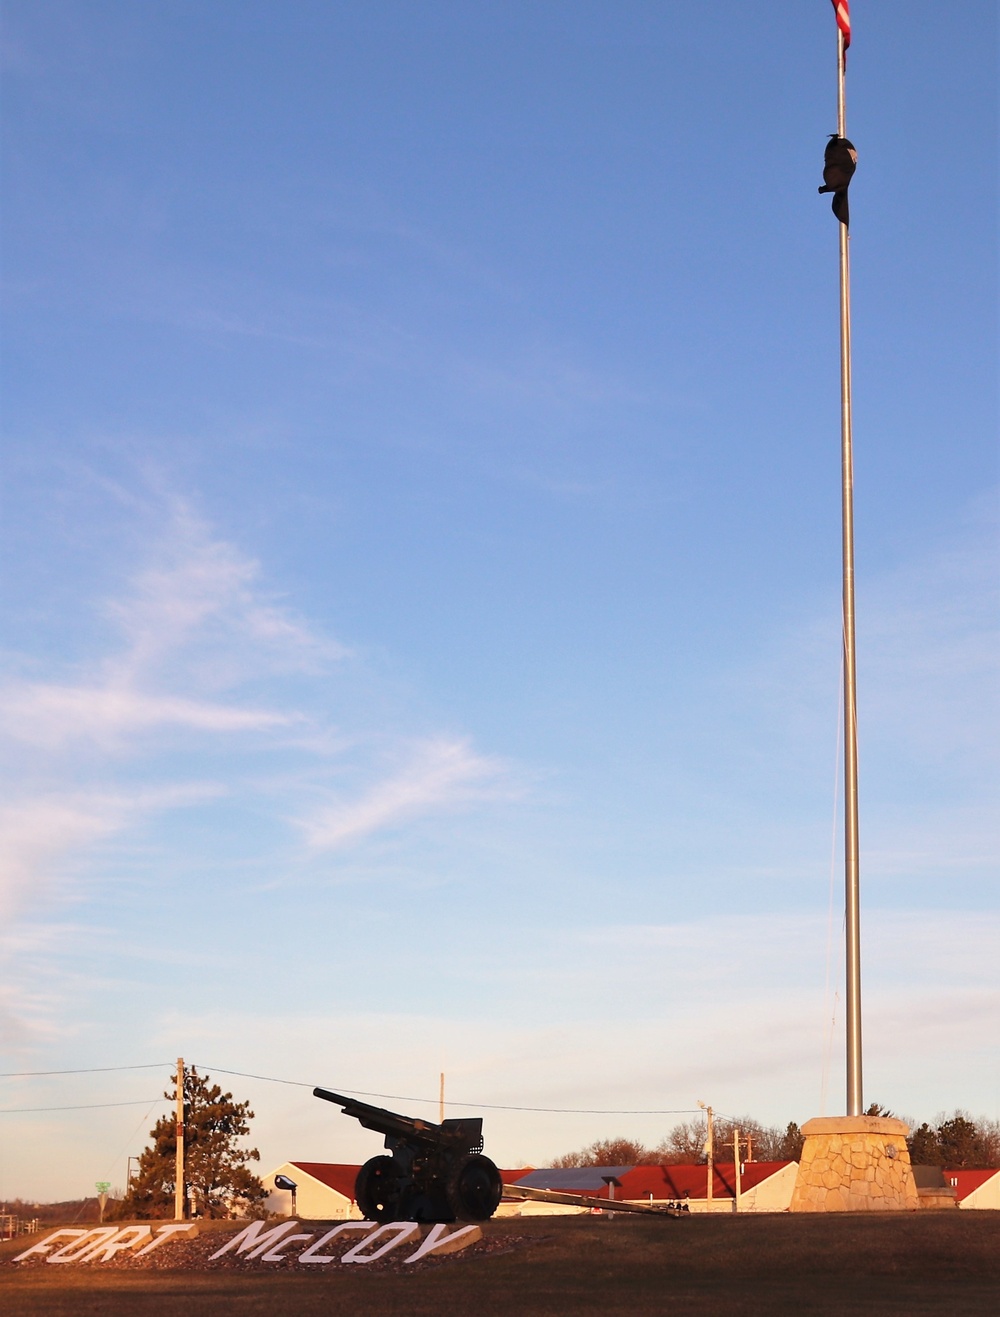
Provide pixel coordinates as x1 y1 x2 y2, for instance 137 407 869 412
355 1155 407 1223
445 1153 503 1221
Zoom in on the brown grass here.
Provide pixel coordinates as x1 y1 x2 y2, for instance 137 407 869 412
3 1211 999 1315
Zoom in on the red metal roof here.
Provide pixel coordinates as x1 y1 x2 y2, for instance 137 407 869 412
943 1168 1000 1202
289 1162 360 1200
500 1166 535 1185
522 1161 793 1201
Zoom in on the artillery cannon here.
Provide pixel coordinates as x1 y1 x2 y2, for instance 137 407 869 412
313 1087 504 1224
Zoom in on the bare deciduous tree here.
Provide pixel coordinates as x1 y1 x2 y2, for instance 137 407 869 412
548 1110 999 1172
551 1137 654 1168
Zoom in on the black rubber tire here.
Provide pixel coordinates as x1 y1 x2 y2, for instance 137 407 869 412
445 1153 503 1222
355 1155 407 1223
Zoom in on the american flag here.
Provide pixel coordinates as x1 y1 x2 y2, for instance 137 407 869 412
831 0 851 49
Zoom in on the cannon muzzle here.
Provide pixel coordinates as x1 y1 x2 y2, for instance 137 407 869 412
312 1085 483 1150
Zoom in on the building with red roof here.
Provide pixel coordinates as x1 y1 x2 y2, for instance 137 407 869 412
944 1168 1000 1210
619 1160 797 1211
263 1162 364 1220
507 1161 798 1214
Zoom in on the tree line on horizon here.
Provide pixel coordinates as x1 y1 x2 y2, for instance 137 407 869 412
550 1108 1000 1171
9 1076 1000 1216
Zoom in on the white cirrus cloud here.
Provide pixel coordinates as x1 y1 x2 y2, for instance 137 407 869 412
0 683 291 749
299 737 515 851
0 498 340 754
0 796 126 922
0 781 228 922
104 499 349 681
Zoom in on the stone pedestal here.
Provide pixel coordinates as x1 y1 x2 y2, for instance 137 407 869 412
789 1116 919 1212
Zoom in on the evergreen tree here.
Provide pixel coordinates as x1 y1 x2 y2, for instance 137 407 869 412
907 1122 942 1166
776 1121 805 1162
936 1114 986 1169
117 1068 266 1219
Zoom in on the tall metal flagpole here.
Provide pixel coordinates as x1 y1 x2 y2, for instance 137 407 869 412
836 25 863 1118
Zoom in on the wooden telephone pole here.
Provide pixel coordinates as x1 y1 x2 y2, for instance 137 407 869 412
174 1057 185 1221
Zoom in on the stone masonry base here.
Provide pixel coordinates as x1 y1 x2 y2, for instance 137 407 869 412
789 1116 919 1212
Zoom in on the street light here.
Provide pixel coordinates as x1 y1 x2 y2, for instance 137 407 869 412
600 1175 621 1220
274 1174 298 1217
698 1101 714 1205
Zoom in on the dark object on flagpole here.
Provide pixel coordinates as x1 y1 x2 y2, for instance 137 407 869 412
818 135 857 226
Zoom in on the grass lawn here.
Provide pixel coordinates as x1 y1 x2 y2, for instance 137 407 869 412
2 1211 999 1315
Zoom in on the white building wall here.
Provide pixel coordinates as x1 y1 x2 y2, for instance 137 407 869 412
261 1163 362 1220
955 1173 1000 1210
738 1162 798 1213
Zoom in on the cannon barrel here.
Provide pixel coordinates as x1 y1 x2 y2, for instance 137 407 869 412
312 1085 499 1223
312 1086 483 1151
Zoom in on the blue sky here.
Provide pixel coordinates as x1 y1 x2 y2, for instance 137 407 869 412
1 1 996 1200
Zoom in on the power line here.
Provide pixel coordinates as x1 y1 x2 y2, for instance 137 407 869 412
0 1098 166 1113
0 1063 171 1078
196 1065 703 1116
0 1057 708 1118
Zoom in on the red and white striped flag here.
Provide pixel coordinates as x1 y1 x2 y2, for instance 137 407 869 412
831 0 851 49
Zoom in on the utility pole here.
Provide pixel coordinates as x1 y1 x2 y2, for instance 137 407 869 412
174 1058 185 1222
733 1130 742 1213
439 1072 445 1125
699 1102 714 1204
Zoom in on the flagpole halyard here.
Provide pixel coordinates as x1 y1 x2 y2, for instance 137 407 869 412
835 23 863 1119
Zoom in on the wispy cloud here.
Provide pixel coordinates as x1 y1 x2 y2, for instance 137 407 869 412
0 684 290 749
299 736 514 851
0 490 516 1042
0 780 225 920
104 499 348 680
0 499 335 750
0 795 124 920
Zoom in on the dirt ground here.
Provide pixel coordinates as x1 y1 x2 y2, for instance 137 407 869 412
2 1210 999 1315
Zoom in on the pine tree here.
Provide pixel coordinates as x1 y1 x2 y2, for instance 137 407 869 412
777 1122 805 1161
936 1114 986 1170
907 1122 943 1166
117 1068 266 1219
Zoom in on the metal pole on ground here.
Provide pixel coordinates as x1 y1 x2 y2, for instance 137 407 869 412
699 1102 714 1204
835 19 863 1121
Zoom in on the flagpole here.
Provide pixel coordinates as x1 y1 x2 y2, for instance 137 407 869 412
836 25 863 1119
